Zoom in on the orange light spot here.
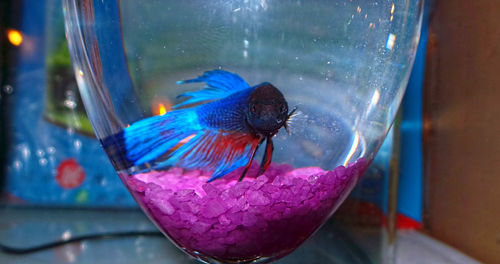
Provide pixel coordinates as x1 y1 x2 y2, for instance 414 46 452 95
152 98 172 116
7 29 23 46
180 134 196 144
166 134 197 155
158 103 167 115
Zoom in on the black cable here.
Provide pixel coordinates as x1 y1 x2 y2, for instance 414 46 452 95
0 230 164 255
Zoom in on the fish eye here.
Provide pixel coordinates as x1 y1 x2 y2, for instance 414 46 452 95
251 105 257 113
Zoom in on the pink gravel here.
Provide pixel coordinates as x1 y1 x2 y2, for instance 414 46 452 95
121 158 369 262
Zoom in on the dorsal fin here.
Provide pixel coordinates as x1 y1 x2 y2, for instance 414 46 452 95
173 70 250 109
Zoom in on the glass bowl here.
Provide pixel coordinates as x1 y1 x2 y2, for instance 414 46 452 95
63 0 423 263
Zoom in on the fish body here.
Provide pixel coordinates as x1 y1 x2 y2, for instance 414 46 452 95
103 70 295 181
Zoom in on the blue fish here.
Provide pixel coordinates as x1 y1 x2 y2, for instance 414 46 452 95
103 70 296 181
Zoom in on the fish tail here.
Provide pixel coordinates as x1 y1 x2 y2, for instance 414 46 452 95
101 125 148 171
102 109 202 170
101 130 132 170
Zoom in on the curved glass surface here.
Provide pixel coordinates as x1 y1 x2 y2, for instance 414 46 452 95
63 1 423 263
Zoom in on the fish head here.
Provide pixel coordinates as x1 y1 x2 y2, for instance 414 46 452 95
247 83 289 136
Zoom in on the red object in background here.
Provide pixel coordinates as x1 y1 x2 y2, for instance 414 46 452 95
56 159 85 189
397 213 422 229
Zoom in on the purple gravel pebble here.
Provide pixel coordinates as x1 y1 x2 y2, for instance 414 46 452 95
123 158 369 261
247 191 271 206
200 198 227 218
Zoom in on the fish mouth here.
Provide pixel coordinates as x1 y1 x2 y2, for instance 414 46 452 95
248 117 284 136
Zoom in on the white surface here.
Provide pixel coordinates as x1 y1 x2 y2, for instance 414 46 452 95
0 208 482 264
396 230 482 264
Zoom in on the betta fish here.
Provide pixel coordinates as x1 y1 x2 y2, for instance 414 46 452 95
103 70 296 182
